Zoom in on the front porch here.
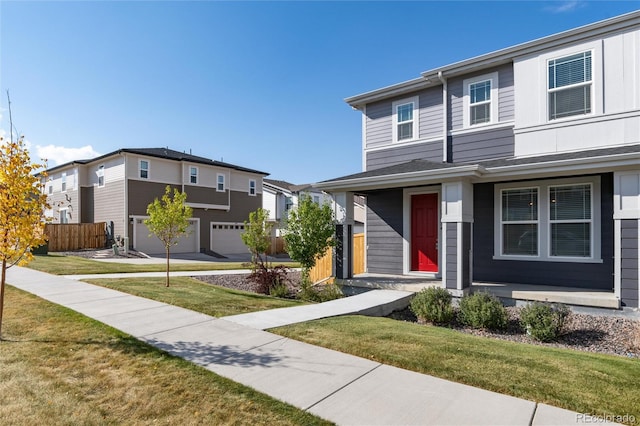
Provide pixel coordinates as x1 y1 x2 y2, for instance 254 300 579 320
338 274 620 310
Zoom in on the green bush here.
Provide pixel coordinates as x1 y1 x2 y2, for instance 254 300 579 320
269 282 290 298
409 287 455 325
459 292 507 330
520 302 570 342
298 281 343 302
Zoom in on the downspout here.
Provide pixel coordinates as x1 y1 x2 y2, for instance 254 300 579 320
123 153 129 244
437 71 448 163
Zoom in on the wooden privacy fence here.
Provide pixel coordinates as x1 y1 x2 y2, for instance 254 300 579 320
309 233 365 284
44 222 107 252
267 237 286 255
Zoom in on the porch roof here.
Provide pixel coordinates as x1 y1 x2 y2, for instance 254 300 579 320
315 145 640 192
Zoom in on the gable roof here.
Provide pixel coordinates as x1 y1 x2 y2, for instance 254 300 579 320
346 10 640 109
45 147 268 175
263 178 295 192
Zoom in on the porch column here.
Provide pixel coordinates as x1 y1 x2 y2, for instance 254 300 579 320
334 191 354 279
441 181 473 296
614 172 640 309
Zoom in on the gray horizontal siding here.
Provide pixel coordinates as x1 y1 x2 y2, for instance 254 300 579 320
445 223 457 289
462 222 471 287
620 219 639 308
448 63 514 131
472 174 614 291
365 189 404 275
451 127 514 163
365 87 443 149
366 140 443 171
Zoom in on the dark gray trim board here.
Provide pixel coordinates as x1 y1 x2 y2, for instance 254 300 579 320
620 219 639 308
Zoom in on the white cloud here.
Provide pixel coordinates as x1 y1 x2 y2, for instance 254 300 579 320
35 144 102 166
545 1 584 13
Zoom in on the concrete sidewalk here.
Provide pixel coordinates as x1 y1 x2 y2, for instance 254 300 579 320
6 266 604 425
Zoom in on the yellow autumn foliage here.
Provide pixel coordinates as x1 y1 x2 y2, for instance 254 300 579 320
0 136 49 267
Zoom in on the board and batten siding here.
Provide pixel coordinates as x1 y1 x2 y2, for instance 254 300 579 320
366 140 443 171
364 86 443 150
448 64 514 131
365 189 404 274
472 174 614 290
620 219 639 308
450 127 515 163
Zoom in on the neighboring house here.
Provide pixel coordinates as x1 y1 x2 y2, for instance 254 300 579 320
317 11 640 310
263 178 364 234
44 148 267 255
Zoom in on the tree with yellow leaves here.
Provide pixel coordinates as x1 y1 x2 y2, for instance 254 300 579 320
0 136 49 338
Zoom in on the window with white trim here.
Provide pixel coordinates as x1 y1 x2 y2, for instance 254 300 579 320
190 166 198 184
392 96 419 142
549 184 591 257
463 72 498 128
501 188 539 256
249 179 256 196
139 160 149 179
59 208 69 224
548 51 592 120
495 177 600 262
217 174 225 192
313 195 320 204
48 184 53 195
97 165 105 187
61 173 67 192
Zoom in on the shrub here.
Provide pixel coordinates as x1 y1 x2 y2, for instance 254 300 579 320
247 264 290 295
520 302 570 342
459 292 507 330
269 282 290 298
409 287 455 325
298 281 343 302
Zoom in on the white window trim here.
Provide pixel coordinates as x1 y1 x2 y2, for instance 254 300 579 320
538 41 602 124
139 160 150 180
248 179 256 196
216 173 225 192
61 173 67 193
189 166 198 185
97 165 105 188
392 96 419 143
547 50 594 122
59 207 70 224
463 72 499 128
494 176 601 263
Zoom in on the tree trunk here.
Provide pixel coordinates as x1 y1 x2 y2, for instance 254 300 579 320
0 259 6 340
165 246 170 287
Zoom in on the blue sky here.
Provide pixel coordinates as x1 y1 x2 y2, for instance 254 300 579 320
1 1 639 184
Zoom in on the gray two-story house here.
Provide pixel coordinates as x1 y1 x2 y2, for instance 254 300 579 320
44 148 267 255
318 11 640 310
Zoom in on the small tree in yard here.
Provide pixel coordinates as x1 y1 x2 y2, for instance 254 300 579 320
282 195 335 289
145 186 192 287
0 136 49 338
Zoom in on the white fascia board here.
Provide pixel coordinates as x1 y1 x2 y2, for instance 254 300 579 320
483 152 640 181
186 202 230 211
315 166 484 192
345 78 432 109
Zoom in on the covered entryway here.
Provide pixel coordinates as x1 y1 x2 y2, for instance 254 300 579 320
133 217 199 254
411 193 439 272
210 222 249 255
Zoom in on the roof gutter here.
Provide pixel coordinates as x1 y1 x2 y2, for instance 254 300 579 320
438 71 448 163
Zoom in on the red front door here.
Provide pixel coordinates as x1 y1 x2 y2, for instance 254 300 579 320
411 193 438 272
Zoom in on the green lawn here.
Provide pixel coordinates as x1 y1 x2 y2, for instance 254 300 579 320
86 276 306 317
272 316 640 422
0 286 329 425
29 253 298 275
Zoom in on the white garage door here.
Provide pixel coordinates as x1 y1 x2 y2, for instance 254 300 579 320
211 222 249 255
134 218 199 254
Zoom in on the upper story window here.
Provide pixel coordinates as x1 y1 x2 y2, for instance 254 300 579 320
392 96 419 142
463 72 498 128
48 182 53 195
249 179 256 196
190 167 198 184
97 165 105 187
548 51 592 120
61 173 67 192
313 195 320 204
285 196 294 212
217 174 225 192
139 160 149 179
